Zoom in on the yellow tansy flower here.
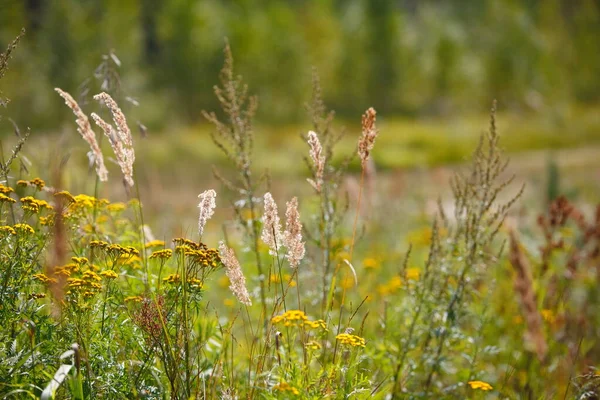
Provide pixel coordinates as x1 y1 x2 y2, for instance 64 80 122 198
145 240 166 248
99 270 118 279
468 380 493 391
335 333 366 348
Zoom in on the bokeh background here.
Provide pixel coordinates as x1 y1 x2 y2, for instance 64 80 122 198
0 0 599 235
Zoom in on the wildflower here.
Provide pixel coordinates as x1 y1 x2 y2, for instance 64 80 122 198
71 257 89 265
145 240 165 248
20 197 53 213
163 274 181 284
39 216 53 226
150 249 173 260
0 225 16 235
0 184 14 194
335 332 366 348
261 192 283 256
14 223 34 235
363 257 379 270
124 296 143 303
187 277 203 288
305 319 327 330
305 341 322 350
358 107 378 168
28 293 46 300
107 202 126 212
32 273 57 284
82 270 101 282
197 189 217 237
99 270 118 279
54 190 75 204
306 131 325 192
55 88 108 182
0 193 15 203
541 309 556 324
406 268 420 280
91 92 135 186
468 381 493 391
283 197 305 268
272 310 308 327
272 382 299 396
172 237 202 249
218 241 252 306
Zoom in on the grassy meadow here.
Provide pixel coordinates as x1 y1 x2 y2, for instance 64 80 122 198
1 29 600 400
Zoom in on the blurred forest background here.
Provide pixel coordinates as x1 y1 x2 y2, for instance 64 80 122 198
1 0 599 128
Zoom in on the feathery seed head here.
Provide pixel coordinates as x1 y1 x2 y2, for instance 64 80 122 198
218 241 252 306
283 197 305 268
261 192 283 256
307 131 325 192
358 107 378 168
55 88 108 182
91 93 135 186
197 189 217 238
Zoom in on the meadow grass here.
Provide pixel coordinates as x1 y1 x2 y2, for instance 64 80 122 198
0 36 599 400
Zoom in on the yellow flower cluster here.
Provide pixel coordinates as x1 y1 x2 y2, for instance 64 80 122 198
145 240 166 248
17 178 45 190
0 193 15 204
67 269 103 298
150 249 172 260
363 257 380 270
305 341 322 350
163 274 181 284
54 190 75 204
14 223 35 235
55 263 81 277
0 226 16 235
0 184 14 194
335 333 366 348
100 270 118 279
183 248 221 268
20 196 53 213
32 273 57 284
107 202 126 212
90 241 139 259
269 273 296 287
124 296 143 303
272 382 299 396
272 310 308 326
305 319 327 330
468 380 493 391
405 267 420 280
271 311 327 330
72 257 89 265
187 277 203 288
377 276 402 296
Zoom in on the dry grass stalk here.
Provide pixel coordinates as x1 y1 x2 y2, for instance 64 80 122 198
509 231 548 361
358 107 378 168
91 92 135 186
197 189 217 238
55 88 108 182
261 192 283 256
218 241 252 306
307 131 325 193
283 197 305 268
